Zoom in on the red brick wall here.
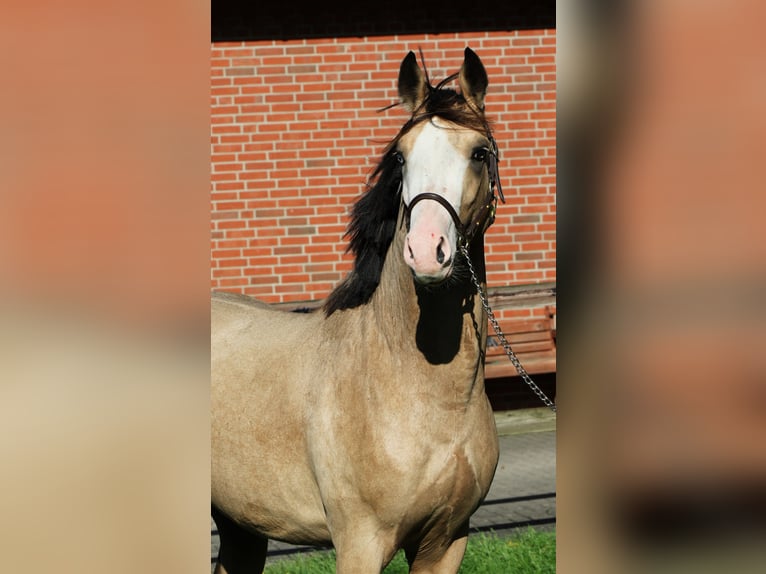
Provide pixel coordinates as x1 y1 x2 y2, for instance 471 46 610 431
211 31 555 305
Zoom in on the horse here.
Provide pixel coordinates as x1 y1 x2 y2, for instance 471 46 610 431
212 47 504 574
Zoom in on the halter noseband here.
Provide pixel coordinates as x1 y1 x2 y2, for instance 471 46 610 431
401 133 505 249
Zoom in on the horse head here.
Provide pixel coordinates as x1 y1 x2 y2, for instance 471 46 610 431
324 47 503 315
395 47 503 284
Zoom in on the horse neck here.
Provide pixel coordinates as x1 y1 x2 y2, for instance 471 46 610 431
370 225 488 372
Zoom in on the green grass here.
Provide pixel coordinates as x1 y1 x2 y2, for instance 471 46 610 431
263 528 555 574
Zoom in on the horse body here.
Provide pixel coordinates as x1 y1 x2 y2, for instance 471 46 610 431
212 294 330 544
212 48 502 573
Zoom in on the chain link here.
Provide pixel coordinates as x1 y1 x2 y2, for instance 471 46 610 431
461 245 557 413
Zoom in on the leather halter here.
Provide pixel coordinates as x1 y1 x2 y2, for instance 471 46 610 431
401 133 505 249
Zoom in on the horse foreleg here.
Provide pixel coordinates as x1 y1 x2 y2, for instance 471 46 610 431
332 527 397 574
212 507 268 574
404 523 469 574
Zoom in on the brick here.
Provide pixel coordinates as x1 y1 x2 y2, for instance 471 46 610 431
280 274 310 284
213 267 243 278
287 226 317 236
216 219 248 230
217 239 248 249
225 230 255 239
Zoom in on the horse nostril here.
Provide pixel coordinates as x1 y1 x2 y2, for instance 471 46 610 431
436 237 446 264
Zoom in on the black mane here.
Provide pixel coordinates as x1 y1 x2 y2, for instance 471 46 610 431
323 81 490 317
323 149 403 316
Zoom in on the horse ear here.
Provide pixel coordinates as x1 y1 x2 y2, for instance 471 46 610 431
458 47 488 112
398 51 427 113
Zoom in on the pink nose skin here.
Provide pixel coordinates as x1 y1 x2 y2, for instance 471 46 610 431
404 232 453 282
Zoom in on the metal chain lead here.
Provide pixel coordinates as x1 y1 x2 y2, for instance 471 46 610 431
461 245 557 413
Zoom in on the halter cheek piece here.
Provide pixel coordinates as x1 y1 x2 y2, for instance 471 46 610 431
400 134 505 249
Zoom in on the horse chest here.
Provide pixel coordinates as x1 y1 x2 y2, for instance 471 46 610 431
385 437 496 546
368 425 495 523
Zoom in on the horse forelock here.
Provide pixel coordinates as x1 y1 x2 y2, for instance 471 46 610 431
323 79 493 317
383 87 491 156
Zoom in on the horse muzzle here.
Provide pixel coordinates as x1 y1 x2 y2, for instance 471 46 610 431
403 231 454 284
401 193 460 283
401 190 497 283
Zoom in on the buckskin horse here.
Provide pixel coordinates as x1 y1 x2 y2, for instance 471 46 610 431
212 47 504 573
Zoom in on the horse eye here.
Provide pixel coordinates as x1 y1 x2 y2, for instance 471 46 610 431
471 148 488 162
393 151 405 165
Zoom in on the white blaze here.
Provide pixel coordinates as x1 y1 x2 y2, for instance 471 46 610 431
402 120 470 282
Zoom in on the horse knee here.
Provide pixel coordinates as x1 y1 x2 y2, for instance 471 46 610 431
333 529 397 574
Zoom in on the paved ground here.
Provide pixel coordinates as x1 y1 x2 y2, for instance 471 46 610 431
211 408 556 569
